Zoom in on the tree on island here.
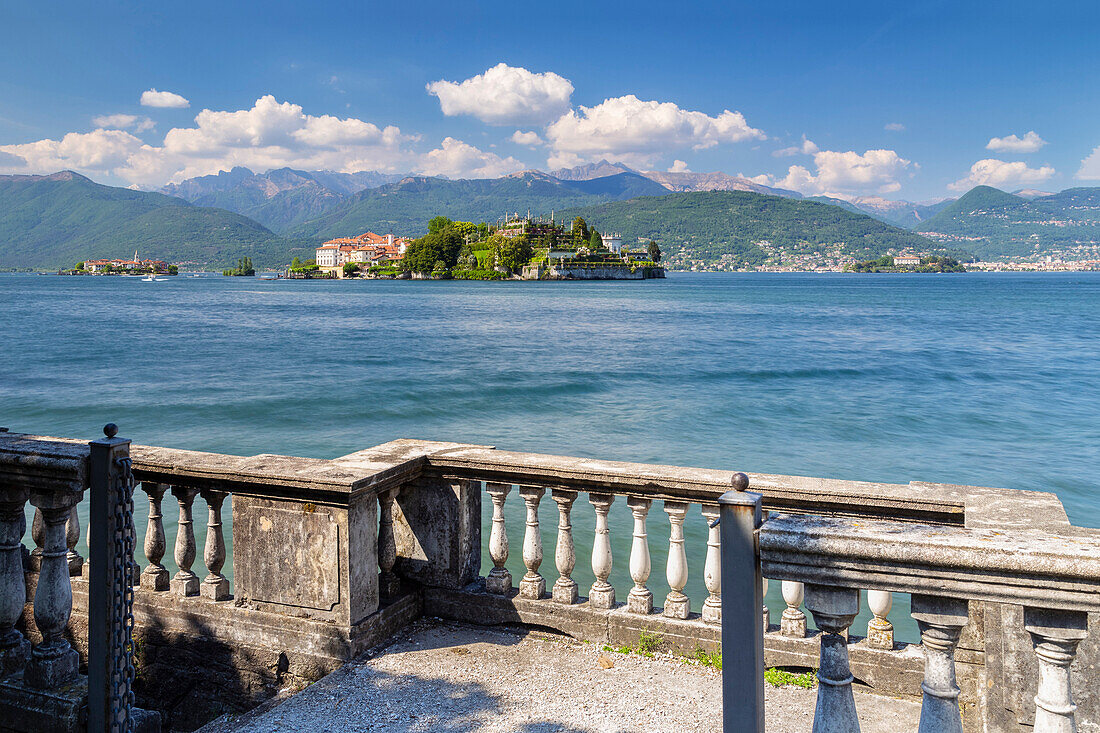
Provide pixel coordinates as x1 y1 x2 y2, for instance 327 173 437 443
223 257 255 276
588 230 603 252
647 240 662 263
571 216 590 246
491 236 533 273
75 262 85 270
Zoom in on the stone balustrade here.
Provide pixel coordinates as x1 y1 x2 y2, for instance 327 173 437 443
1 431 1098 732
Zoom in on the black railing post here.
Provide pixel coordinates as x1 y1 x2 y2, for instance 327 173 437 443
718 472 764 733
88 423 134 732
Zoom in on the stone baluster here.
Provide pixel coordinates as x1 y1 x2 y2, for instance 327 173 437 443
24 497 80 688
0 492 30 677
518 487 545 599
663 501 690 619
781 581 807 637
377 487 400 599
29 507 44 571
626 497 653 614
200 489 230 600
1024 607 1089 733
485 483 512 594
867 590 894 649
762 577 771 630
911 595 969 733
64 506 82 576
170 486 201 596
588 494 615 609
140 483 169 590
701 505 721 623
805 584 861 732
551 490 578 604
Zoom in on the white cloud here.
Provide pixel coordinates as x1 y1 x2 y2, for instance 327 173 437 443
415 137 524 179
140 89 190 109
884 122 906 131
92 114 155 132
544 95 765 169
773 136 818 157
949 159 1055 191
763 148 913 198
1077 146 1100 179
0 95 419 186
986 131 1046 153
668 159 691 173
0 129 147 175
510 130 543 147
427 63 573 126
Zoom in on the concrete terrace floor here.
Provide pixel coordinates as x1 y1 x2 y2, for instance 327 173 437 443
203 620 921 733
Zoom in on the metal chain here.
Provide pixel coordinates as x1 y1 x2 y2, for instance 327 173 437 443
110 456 137 732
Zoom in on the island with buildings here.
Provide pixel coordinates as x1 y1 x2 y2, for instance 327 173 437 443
307 215 664 281
61 252 176 276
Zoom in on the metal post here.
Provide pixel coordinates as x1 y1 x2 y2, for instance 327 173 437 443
88 424 134 733
718 472 764 733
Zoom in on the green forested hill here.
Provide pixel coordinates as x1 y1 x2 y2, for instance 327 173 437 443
558 191 934 265
0 171 302 269
286 171 670 239
916 185 1100 258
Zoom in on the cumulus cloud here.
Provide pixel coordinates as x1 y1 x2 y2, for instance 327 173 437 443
510 130 543 147
884 122 906 131
92 114 155 132
949 159 1055 191
1077 146 1100 179
544 95 765 169
668 159 691 173
140 89 190 109
415 137 524 179
773 136 818 157
427 63 573 126
0 129 147 175
762 148 913 198
0 95 426 185
986 131 1046 153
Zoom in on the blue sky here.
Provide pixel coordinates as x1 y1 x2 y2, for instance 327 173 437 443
1 0 1098 201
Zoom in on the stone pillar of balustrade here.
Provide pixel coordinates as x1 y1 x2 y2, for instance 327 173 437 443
663 501 690 619
1024 607 1089 733
24 491 82 689
64 506 82 576
200 489 230 601
805 584 861 732
627 497 653 614
867 589 895 649
139 482 169 591
762 577 771 630
518 487 545 599
0 488 30 678
485 483 511 595
911 594 968 733
700 505 721 624
588 494 615 609
389 475 480 593
781 581 807 637
551 490 578 604
28 508 44 572
377 487 400 600
171 486 201 596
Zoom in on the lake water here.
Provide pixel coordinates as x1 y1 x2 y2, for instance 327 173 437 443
3 271 1099 643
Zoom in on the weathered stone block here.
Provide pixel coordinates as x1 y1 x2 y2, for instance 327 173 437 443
518 575 545 600
140 567 168 591
701 598 720 624
170 574 199 597
200 576 230 601
589 586 615 610
627 588 653 615
393 477 480 590
663 594 690 620
23 644 78 689
552 579 578 605
0 633 29 677
485 568 511 595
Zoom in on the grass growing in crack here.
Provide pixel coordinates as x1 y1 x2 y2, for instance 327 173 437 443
692 648 722 669
764 668 817 689
600 632 665 658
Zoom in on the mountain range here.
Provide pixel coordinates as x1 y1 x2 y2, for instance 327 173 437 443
2 166 1098 270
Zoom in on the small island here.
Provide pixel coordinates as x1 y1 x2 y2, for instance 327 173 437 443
844 255 967 273
310 215 664 281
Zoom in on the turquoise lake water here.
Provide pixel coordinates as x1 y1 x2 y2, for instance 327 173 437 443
3 271 1099 642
